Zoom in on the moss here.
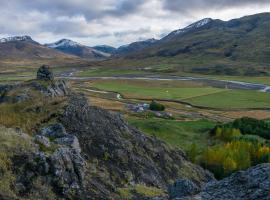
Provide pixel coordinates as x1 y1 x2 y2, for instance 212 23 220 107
0 126 36 198
117 184 166 199
117 188 133 200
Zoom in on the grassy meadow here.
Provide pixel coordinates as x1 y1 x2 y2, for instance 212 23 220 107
87 79 270 109
127 117 216 152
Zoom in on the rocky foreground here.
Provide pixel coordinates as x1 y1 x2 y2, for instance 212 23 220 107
0 66 269 200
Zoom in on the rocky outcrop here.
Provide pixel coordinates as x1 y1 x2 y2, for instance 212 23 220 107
168 163 270 200
0 65 69 103
37 65 54 81
168 179 200 199
15 123 86 199
60 94 214 198
30 77 69 97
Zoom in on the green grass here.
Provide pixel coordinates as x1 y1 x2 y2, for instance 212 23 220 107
91 81 225 100
203 75 270 85
187 90 270 109
91 80 270 109
127 117 216 152
76 68 147 77
117 184 165 199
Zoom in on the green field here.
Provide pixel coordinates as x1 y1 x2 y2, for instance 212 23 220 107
187 90 270 109
127 117 216 152
76 68 147 77
90 80 225 100
90 80 270 109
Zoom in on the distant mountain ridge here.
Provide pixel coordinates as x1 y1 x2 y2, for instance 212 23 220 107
45 39 110 60
0 36 77 60
120 12 270 75
92 45 116 54
0 35 38 44
114 38 158 56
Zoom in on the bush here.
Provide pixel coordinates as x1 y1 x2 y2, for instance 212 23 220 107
200 140 270 179
149 100 165 111
211 117 270 140
212 127 241 141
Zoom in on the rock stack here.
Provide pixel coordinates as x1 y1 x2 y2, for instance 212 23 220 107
37 65 54 81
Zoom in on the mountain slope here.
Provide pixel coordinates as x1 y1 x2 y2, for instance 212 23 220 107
114 38 158 56
92 45 116 54
0 36 76 60
118 13 270 76
45 39 110 60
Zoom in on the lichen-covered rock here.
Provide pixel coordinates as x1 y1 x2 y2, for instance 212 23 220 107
60 94 214 198
37 65 54 81
198 163 270 200
50 147 86 195
54 135 81 153
171 164 270 200
168 179 200 199
39 123 67 138
30 79 69 97
35 135 51 147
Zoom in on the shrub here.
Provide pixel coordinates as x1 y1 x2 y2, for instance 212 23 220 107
149 100 165 111
200 140 270 179
212 127 241 141
211 117 270 140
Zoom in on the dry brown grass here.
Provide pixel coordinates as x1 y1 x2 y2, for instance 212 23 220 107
0 97 66 134
89 96 124 111
223 110 270 120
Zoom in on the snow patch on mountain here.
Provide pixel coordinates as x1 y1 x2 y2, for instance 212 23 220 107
0 36 33 43
173 18 213 35
46 39 82 48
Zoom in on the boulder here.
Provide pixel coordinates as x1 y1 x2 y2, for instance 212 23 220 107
34 135 51 147
168 179 200 199
50 147 86 195
37 65 54 81
54 135 81 153
39 123 67 138
198 163 270 200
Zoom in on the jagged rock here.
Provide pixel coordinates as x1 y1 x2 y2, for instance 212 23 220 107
168 179 200 199
50 147 86 195
34 135 51 147
30 79 69 97
54 135 81 153
37 65 54 81
60 94 214 198
39 123 81 153
197 163 270 200
39 123 67 138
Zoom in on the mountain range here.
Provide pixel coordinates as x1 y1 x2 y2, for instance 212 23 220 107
45 39 111 59
1 12 270 75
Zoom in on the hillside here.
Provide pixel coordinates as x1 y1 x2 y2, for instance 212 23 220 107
106 13 270 76
0 66 214 199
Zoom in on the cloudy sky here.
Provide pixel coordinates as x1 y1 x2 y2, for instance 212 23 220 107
1 0 270 47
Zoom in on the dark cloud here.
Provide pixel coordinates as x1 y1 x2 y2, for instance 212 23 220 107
1 0 270 46
162 0 270 12
3 0 145 21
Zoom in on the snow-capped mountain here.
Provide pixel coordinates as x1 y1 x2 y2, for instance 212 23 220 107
45 39 81 48
0 35 38 44
162 18 215 41
0 36 77 62
45 39 110 60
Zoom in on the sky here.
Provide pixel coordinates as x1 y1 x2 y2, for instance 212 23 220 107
0 0 270 47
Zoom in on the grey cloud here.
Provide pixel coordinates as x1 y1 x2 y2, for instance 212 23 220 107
162 0 270 12
4 0 145 21
113 28 151 38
